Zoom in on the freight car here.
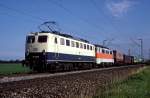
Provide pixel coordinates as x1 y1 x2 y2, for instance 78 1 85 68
123 55 134 64
113 50 124 65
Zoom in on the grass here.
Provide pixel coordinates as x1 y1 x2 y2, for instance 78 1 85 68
94 66 150 98
0 63 31 75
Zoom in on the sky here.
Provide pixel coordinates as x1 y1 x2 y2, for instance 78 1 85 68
0 0 150 60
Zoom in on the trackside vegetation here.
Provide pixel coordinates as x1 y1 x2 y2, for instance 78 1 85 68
0 63 31 75
93 66 150 98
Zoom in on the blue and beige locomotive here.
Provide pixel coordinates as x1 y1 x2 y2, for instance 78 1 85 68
25 31 95 71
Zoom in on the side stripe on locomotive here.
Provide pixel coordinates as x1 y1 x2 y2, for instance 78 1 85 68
95 44 114 64
46 52 95 63
96 53 113 59
28 52 95 63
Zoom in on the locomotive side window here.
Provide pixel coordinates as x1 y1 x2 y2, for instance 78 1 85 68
102 49 105 53
38 36 47 43
80 43 83 49
71 41 75 47
54 37 57 44
90 46 92 50
87 45 89 50
98 48 100 52
27 36 35 43
110 51 112 54
106 50 108 54
84 44 86 49
60 38 65 45
93 46 95 51
76 42 79 48
109 51 110 54
66 39 70 46
106 50 109 54
96 47 99 52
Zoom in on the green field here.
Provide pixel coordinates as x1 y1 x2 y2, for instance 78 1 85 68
94 66 150 98
0 63 31 75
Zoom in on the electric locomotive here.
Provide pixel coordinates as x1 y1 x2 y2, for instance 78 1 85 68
25 31 95 71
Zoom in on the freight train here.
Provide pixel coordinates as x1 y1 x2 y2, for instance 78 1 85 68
24 31 134 72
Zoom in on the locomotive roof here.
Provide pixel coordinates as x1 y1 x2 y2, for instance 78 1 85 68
38 31 90 43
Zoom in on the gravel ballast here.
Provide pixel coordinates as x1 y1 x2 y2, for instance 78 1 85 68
0 65 144 98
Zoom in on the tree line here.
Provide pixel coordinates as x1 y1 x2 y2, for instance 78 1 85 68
0 59 22 63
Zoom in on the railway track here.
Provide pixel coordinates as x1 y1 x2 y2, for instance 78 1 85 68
0 64 144 98
0 65 141 83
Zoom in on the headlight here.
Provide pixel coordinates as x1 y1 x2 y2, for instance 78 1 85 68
42 50 46 55
26 49 29 56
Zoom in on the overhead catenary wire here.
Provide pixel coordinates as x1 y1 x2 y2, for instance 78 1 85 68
130 38 140 47
0 1 116 46
89 0 120 45
0 2 101 42
0 3 46 22
0 3 63 33
89 0 132 52
89 0 120 37
0 2 95 44
0 12 42 24
47 0 109 36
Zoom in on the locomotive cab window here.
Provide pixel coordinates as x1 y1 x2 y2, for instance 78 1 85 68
38 36 47 43
27 36 35 43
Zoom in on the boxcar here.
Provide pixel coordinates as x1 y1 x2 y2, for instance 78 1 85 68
123 55 134 64
113 50 124 65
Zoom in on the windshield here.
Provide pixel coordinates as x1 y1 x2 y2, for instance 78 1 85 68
27 36 35 43
38 36 47 43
